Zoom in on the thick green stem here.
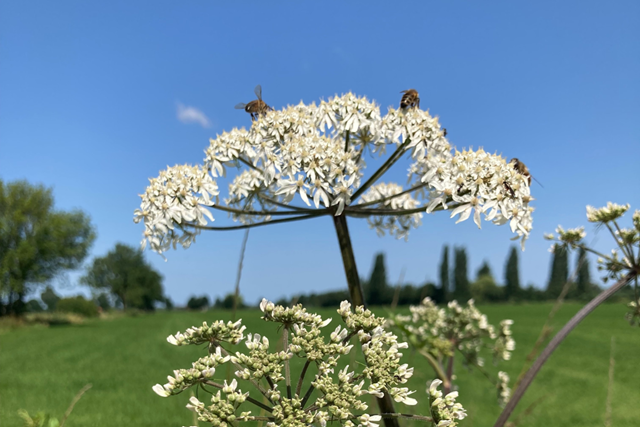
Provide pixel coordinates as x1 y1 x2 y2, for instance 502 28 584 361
331 214 400 427
332 214 365 306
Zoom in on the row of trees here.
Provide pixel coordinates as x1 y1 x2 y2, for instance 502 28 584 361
0 180 168 315
281 243 601 307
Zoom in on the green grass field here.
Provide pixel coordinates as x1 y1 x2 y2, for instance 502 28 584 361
1 303 638 427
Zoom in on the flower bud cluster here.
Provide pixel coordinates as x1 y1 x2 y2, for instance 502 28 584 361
496 371 511 407
233 334 289 382
337 301 416 405
427 379 467 427
586 202 630 223
393 298 514 368
494 320 516 362
625 299 640 327
154 300 428 427
152 348 228 397
187 381 251 427
166 319 246 346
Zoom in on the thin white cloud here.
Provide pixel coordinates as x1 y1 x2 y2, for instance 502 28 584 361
176 102 211 128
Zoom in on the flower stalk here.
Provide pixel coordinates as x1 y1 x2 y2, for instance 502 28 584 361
493 271 637 427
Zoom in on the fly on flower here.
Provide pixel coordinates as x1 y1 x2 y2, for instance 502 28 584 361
235 84 273 121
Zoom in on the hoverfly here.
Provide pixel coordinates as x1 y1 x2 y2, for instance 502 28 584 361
400 89 420 109
235 84 273 121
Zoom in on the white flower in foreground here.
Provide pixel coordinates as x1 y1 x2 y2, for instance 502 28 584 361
136 93 535 254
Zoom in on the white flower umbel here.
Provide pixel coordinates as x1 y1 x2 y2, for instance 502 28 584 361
390 297 514 406
135 93 534 253
154 300 433 427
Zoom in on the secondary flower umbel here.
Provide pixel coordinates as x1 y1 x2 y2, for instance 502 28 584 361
153 300 430 427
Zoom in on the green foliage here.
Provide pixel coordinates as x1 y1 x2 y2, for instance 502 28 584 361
365 252 390 305
504 246 521 300
471 275 504 303
81 243 164 310
163 296 174 310
453 247 471 302
546 245 569 298
476 260 492 280
213 293 246 310
17 409 60 427
0 180 95 315
25 299 44 313
57 296 99 318
186 295 210 310
40 286 60 312
437 245 450 303
94 293 111 311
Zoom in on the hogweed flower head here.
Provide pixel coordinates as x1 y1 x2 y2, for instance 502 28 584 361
153 300 441 427
390 297 513 406
136 93 534 254
427 379 467 427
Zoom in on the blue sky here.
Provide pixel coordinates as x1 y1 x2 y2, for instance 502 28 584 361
1 1 639 305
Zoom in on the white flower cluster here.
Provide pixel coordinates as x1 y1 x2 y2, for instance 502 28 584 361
336 301 417 405
427 379 467 427
153 347 229 397
393 298 515 366
494 320 516 362
496 371 511 407
419 148 534 250
166 319 246 346
134 164 218 254
359 182 422 240
136 93 535 253
154 300 424 427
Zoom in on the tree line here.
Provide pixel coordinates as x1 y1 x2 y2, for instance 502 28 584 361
0 180 168 316
277 244 603 307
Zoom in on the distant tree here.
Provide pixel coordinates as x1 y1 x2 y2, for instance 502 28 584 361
437 245 450 304
95 293 112 311
504 246 521 301
546 245 569 298
575 247 591 299
521 284 547 301
214 293 246 310
164 296 174 310
57 295 99 317
0 180 95 315
453 247 471 302
81 243 164 311
25 299 44 312
187 295 210 310
471 275 503 303
476 261 493 280
40 286 60 312
365 253 390 305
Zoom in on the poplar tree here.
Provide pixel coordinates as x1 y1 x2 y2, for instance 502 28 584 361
453 247 471 302
366 253 389 305
546 245 569 298
504 246 521 300
438 245 450 303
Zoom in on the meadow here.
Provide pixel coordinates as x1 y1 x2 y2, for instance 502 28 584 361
1 303 638 427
